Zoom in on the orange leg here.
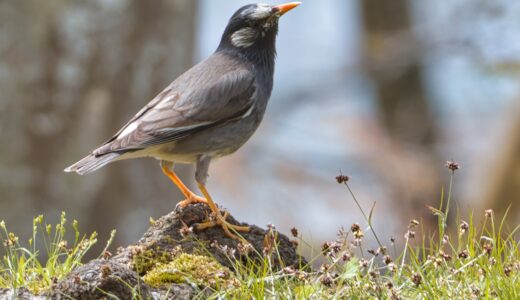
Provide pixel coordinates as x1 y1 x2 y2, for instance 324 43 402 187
196 182 250 240
160 163 207 208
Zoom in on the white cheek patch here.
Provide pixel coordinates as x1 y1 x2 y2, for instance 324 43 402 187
231 27 258 48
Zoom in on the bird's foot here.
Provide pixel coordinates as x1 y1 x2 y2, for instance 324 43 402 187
196 210 250 240
177 194 208 209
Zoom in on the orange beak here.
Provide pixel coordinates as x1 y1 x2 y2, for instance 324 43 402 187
273 2 301 16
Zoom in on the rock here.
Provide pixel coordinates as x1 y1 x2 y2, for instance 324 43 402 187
4 203 305 299
51 259 152 300
114 203 306 272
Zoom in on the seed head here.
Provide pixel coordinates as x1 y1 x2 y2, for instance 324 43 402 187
351 238 362 247
404 230 415 239
335 174 350 184
263 229 277 256
504 265 513 277
369 271 378 279
321 242 330 254
387 262 397 273
412 273 422 286
384 255 393 265
439 250 452 261
320 263 330 272
330 242 342 254
58 240 68 250
458 249 469 259
354 230 364 239
237 241 253 256
3 232 18 247
390 290 401 300
433 257 443 268
342 252 352 262
290 227 298 237
351 223 361 233
359 258 368 268
472 286 481 297
320 273 333 286
459 221 469 235
409 219 420 228
220 244 237 258
483 243 493 255
445 160 460 172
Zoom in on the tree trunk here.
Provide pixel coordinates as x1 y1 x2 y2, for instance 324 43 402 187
480 100 520 222
0 0 198 252
359 1 441 228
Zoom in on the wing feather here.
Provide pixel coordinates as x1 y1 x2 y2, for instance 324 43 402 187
93 55 256 156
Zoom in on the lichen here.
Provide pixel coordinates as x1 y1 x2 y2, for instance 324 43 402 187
143 253 239 290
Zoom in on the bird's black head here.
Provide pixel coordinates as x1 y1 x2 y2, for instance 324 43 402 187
217 2 300 60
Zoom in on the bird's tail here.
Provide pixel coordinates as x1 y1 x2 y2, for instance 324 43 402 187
64 153 120 175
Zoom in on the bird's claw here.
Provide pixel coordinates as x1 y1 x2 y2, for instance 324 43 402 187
195 210 250 240
176 194 208 209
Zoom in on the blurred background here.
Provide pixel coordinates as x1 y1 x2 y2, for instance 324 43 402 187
1 0 519 254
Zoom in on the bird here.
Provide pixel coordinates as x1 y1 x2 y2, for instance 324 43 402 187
65 2 301 239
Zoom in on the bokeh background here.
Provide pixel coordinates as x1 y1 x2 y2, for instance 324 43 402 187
1 0 519 254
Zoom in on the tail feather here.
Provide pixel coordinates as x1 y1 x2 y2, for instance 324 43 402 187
64 153 120 175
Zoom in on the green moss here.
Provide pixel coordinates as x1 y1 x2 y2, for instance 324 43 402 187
143 253 238 290
130 245 174 275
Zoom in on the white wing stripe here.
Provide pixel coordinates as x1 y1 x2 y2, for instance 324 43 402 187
116 122 138 140
241 103 255 119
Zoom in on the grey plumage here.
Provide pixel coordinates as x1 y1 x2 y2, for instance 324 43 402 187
65 2 296 186
64 153 120 175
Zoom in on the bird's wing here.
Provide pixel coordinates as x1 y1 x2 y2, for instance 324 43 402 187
93 66 255 156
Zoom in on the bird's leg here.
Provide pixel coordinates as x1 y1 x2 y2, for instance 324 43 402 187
193 156 249 239
160 161 207 208
196 182 250 240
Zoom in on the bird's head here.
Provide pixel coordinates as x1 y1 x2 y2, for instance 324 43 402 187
218 2 300 51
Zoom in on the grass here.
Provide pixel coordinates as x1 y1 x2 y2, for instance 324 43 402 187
207 211 518 299
0 162 518 299
204 163 520 299
0 212 115 294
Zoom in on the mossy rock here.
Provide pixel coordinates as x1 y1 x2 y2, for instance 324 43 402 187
115 204 306 271
129 243 176 275
143 253 239 290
